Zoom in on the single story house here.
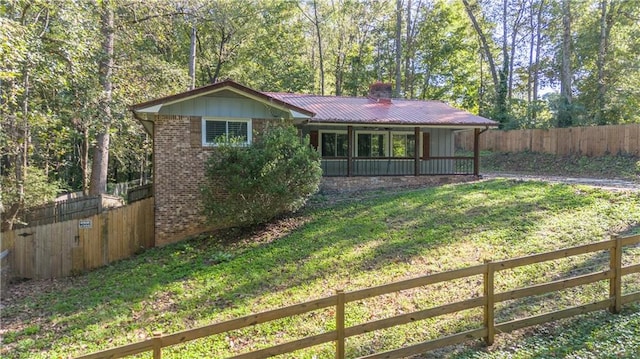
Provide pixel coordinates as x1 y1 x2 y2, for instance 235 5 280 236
131 80 498 246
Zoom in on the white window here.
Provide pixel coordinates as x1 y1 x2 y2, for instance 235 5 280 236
356 132 387 157
202 118 252 146
320 131 348 157
391 133 416 157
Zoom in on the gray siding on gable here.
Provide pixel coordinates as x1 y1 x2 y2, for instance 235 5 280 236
159 96 290 119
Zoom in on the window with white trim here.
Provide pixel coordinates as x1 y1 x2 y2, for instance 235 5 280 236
356 132 387 157
320 131 348 157
202 118 252 146
392 133 416 157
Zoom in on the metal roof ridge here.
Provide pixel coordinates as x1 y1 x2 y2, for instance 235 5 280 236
264 92 375 100
265 91 450 104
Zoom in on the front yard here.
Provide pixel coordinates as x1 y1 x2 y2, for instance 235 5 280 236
1 179 639 358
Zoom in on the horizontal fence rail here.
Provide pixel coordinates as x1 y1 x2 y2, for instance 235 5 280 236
76 234 640 359
455 124 640 157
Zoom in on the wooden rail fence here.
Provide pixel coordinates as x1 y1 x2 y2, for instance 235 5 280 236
1 197 154 279
77 234 640 359
455 124 640 156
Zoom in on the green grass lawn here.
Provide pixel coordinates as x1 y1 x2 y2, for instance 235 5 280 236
2 179 640 358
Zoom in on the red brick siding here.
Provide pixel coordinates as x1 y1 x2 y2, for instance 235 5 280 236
153 115 209 246
153 116 283 246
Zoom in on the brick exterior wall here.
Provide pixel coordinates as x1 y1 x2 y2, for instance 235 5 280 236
153 116 280 246
153 115 209 246
320 175 479 194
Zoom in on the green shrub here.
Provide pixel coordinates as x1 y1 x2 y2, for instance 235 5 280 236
201 124 322 227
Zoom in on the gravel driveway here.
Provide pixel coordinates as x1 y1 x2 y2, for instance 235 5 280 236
482 172 640 192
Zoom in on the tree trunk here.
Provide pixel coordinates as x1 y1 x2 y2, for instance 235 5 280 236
404 0 412 98
496 0 510 124
334 13 344 97
558 0 573 128
17 64 29 212
189 25 196 90
211 31 227 84
462 0 499 89
508 1 525 100
89 0 114 195
403 0 422 98
312 0 324 95
595 0 615 125
532 0 544 123
82 126 90 194
335 53 343 96
527 1 535 120
503 0 508 87
394 0 402 97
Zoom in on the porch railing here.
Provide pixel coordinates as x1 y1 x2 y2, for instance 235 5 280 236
321 157 475 177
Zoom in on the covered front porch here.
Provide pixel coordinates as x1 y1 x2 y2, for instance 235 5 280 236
302 125 486 177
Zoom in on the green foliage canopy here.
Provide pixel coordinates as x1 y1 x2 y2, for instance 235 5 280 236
2 0 639 211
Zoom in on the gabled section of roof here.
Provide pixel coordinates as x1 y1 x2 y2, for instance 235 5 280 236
130 80 316 117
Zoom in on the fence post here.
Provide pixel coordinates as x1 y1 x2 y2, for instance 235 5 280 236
609 236 622 314
153 332 163 359
484 260 495 346
336 289 345 359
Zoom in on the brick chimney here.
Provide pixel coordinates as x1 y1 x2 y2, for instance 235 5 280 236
368 82 393 103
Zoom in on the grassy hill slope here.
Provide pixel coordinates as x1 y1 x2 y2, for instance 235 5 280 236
477 151 640 181
1 179 639 358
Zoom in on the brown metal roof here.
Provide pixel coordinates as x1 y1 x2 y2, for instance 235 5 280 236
265 92 498 127
130 80 497 127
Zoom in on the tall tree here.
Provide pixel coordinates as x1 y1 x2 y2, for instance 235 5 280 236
403 0 422 98
594 0 616 124
558 0 573 127
299 0 327 95
507 0 526 100
462 0 509 125
340 0 388 96
462 0 499 89
526 0 546 125
416 1 481 109
89 0 114 195
394 0 402 97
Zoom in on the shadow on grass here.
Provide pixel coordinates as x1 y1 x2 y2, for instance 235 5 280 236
1 179 628 357
451 303 640 359
493 237 640 325
354 180 595 274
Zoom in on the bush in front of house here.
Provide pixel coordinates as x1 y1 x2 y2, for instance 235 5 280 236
201 124 322 227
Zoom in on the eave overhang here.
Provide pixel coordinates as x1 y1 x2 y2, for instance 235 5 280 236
302 120 499 130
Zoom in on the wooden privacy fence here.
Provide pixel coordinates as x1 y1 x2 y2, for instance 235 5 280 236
10 194 125 230
77 234 640 359
127 183 153 203
1 197 154 279
455 124 640 156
